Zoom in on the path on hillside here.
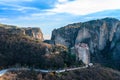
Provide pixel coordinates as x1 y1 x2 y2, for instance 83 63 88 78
0 66 89 77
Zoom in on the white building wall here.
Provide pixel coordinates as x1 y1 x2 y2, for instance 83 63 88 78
74 43 90 65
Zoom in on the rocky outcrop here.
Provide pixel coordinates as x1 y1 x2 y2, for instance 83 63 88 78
24 28 44 41
51 18 120 69
0 24 44 41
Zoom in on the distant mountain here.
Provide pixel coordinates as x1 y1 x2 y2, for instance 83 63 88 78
51 17 120 70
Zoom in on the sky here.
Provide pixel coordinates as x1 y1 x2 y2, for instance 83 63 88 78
0 0 120 39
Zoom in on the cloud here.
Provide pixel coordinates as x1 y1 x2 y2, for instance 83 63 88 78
0 0 33 3
0 18 8 21
0 0 57 13
1 6 39 13
58 0 68 3
31 11 56 16
0 2 39 12
49 0 120 15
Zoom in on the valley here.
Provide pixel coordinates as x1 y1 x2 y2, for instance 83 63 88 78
0 18 120 80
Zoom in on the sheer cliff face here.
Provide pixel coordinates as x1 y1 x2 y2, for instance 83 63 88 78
51 18 120 67
51 23 81 47
0 24 44 41
76 18 120 53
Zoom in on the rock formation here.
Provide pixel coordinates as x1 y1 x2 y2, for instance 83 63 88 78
0 24 44 41
24 28 44 40
51 18 120 69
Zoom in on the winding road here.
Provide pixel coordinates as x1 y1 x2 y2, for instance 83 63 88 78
0 64 93 77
